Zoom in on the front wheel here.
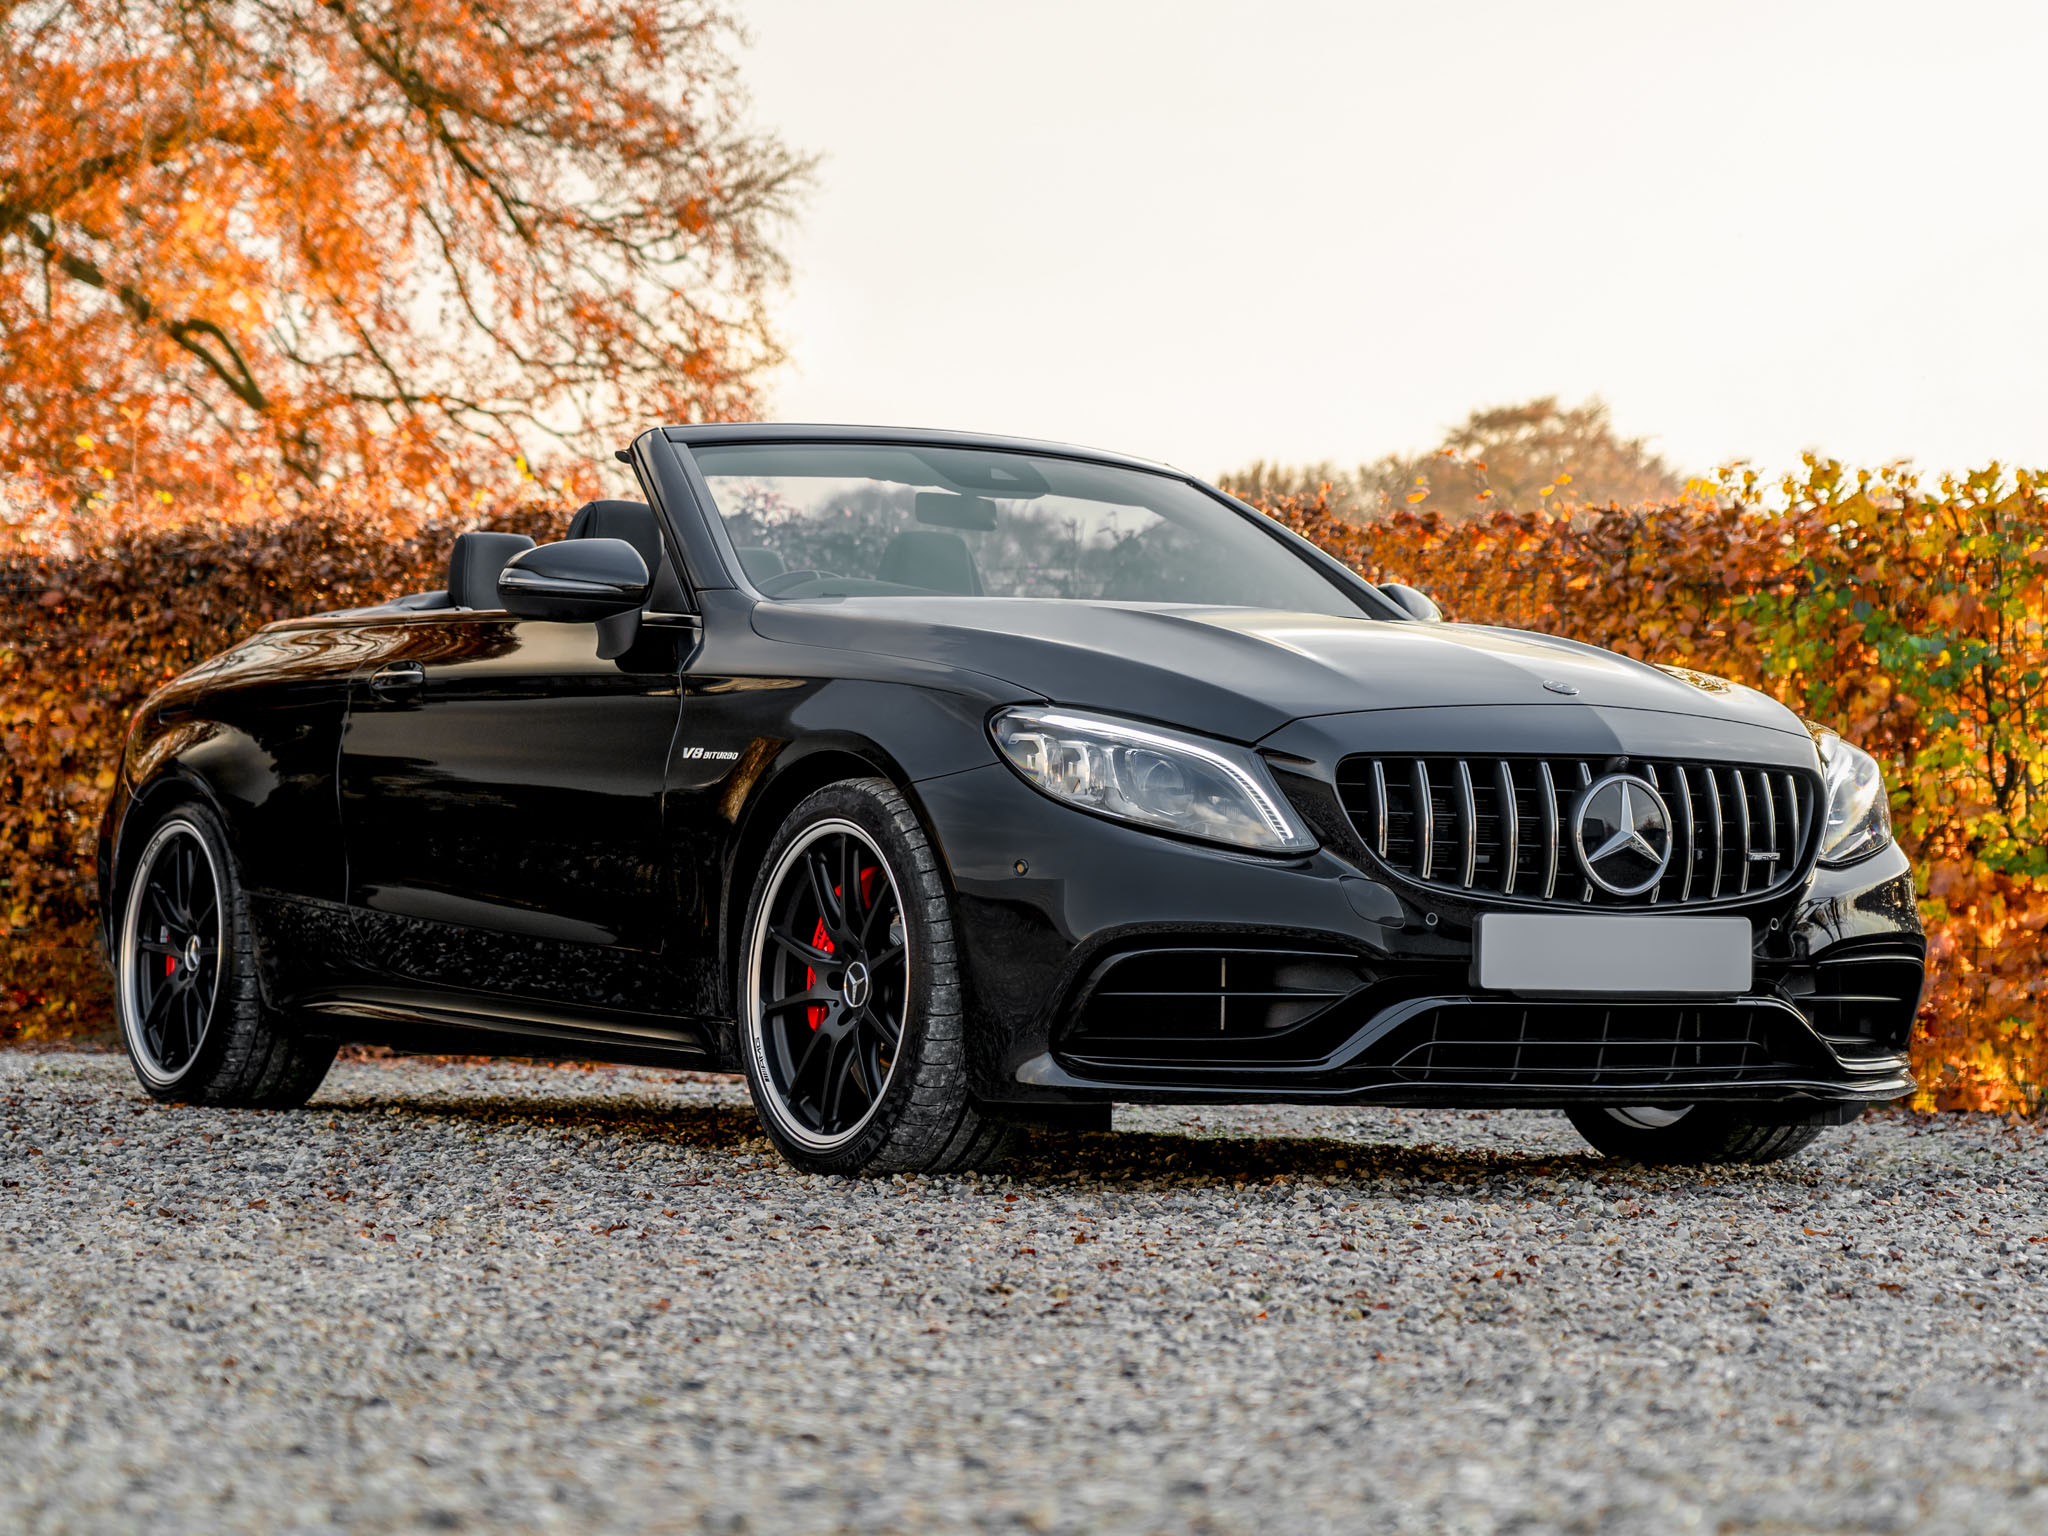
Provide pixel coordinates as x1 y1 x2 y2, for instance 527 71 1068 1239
737 778 1015 1176
115 802 337 1107
1566 1103 1853 1165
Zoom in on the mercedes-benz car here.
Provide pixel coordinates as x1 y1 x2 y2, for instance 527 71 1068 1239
99 425 1925 1174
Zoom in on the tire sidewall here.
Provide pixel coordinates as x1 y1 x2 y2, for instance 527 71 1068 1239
115 801 246 1101
738 781 952 1174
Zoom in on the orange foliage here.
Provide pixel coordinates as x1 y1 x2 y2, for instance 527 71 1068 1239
0 1 809 497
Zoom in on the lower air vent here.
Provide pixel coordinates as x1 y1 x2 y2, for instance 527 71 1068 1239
1344 1000 1827 1089
1781 949 1925 1054
1065 946 1375 1064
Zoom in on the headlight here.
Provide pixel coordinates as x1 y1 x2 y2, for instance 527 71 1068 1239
991 707 1316 854
1810 726 1892 866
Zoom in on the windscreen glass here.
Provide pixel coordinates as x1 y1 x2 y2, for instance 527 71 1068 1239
690 443 1369 617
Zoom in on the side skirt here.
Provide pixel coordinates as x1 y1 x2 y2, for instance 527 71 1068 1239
292 984 725 1067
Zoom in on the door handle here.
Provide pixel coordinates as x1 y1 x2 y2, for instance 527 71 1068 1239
369 661 425 692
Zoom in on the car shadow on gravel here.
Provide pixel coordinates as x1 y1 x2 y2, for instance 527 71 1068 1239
322 1094 1641 1188
1013 1128 1626 1189
315 1090 1829 1191
319 1096 769 1150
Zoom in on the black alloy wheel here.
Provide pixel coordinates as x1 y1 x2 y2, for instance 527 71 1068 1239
114 802 338 1107
119 818 224 1086
739 778 1017 1176
753 816 908 1143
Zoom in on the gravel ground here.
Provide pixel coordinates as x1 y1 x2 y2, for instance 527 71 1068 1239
2 1052 2046 1535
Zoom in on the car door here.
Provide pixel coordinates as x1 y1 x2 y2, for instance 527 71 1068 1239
338 610 692 1016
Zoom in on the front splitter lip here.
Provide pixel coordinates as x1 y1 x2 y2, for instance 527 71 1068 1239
1010 1055 1916 1109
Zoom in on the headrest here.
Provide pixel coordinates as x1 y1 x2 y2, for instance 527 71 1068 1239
568 500 663 569
877 529 982 595
446 531 536 611
735 545 787 582
568 499 686 608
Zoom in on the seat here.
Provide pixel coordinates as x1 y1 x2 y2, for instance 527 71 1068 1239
567 499 687 609
735 545 787 583
877 529 983 594
445 531 536 611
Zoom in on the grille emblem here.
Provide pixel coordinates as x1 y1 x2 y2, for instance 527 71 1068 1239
1572 774 1673 896
842 960 871 1010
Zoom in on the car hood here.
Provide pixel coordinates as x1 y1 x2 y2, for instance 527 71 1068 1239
750 598 1811 746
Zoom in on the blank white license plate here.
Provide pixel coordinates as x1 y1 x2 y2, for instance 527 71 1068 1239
1474 913 1752 996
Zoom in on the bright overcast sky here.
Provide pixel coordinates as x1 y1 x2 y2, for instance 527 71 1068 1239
738 0 2048 482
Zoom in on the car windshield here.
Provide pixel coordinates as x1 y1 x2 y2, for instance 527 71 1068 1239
689 442 1371 617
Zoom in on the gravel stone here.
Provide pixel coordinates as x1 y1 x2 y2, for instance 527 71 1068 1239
3 1051 2046 1534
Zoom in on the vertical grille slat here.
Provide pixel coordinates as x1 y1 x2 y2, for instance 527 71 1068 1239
1496 760 1519 896
1673 765 1696 903
1456 759 1478 889
1705 766 1725 899
1733 771 1753 895
1759 770 1780 887
1576 763 1594 903
1539 762 1559 899
1370 759 1388 857
1414 760 1433 882
1334 753 1821 912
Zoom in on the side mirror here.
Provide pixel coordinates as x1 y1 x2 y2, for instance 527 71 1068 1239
1379 581 1442 623
498 538 649 623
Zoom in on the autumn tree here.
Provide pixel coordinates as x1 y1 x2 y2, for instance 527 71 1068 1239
0 0 810 500
1225 396 1684 519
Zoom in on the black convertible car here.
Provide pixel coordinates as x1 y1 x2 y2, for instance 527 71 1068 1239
100 424 1925 1174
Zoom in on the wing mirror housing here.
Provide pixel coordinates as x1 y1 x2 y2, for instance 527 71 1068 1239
499 538 651 659
1379 581 1442 622
499 538 649 622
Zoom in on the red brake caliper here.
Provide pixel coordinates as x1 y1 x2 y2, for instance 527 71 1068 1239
804 908 835 1030
804 867 878 1029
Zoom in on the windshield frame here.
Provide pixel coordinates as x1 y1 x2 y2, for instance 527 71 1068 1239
668 430 1403 620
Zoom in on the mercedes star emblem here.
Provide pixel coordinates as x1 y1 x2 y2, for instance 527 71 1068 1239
1572 773 1674 896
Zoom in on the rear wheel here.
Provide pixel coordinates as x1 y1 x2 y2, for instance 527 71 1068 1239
1566 1103 1849 1165
738 778 1015 1176
115 803 336 1107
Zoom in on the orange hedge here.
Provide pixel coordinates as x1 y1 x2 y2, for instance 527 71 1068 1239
1 482 564 1040
4 462 2043 1111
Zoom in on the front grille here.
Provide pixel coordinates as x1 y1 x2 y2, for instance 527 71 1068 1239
1348 1000 1815 1089
1335 755 1815 907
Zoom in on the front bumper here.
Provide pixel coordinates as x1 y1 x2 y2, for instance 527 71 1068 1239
916 761 1923 1109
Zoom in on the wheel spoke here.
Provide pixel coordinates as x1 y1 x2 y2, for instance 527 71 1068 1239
805 850 847 940
864 1006 902 1053
769 926 835 967
822 1031 862 1129
173 843 194 922
867 942 904 973
141 882 178 935
139 980 177 1054
789 1018 834 1098
174 989 203 1064
762 987 835 1018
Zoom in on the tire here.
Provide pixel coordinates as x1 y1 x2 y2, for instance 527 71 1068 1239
737 778 1017 1176
1565 1102 1854 1165
114 801 337 1108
